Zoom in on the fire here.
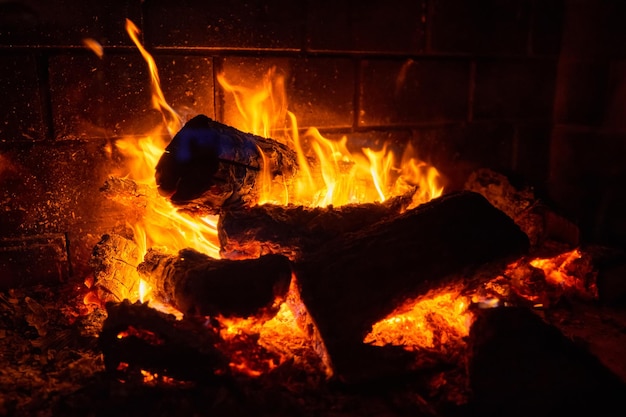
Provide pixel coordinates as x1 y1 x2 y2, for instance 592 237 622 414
217 69 444 208
97 20 447 378
364 283 473 354
108 21 221 272
108 21 443 300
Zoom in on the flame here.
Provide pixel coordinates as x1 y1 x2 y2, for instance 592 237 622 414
218 69 444 208
125 19 181 136
109 21 221 301
364 284 473 353
99 20 448 376
82 38 104 59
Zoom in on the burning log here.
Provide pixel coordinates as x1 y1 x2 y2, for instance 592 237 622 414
155 114 298 215
99 300 231 383
293 191 530 380
218 192 414 260
137 249 292 318
90 233 142 303
465 168 580 247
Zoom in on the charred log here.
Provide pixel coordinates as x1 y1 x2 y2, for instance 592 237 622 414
293 191 530 380
465 168 580 248
99 300 231 383
155 115 298 215
468 307 626 417
138 249 292 318
218 192 414 260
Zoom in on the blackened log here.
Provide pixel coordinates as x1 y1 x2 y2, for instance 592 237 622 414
464 168 580 247
155 115 298 215
218 192 414 260
137 249 292 318
293 191 529 380
468 307 626 417
100 300 230 383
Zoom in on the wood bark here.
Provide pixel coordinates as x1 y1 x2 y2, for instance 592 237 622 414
218 192 414 260
155 114 298 215
292 191 530 379
137 249 292 318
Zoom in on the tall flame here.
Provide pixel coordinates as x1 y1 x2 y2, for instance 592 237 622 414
125 19 182 136
112 21 220 264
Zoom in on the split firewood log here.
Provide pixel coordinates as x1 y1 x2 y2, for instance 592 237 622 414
155 114 298 215
137 249 292 318
89 233 142 303
218 191 415 260
293 191 530 380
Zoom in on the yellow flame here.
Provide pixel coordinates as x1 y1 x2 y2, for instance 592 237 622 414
108 20 221 309
218 68 445 208
125 19 181 136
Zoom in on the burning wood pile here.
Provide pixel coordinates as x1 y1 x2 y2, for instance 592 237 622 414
85 114 626 417
4 21 624 417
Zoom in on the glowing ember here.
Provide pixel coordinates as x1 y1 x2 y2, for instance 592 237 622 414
530 248 598 299
364 283 473 353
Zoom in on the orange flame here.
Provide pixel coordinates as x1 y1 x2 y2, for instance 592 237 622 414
111 21 221 280
125 19 181 136
82 38 104 59
218 69 445 208
104 20 449 374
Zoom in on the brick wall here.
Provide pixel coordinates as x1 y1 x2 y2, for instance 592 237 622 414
0 0 566 286
550 0 626 247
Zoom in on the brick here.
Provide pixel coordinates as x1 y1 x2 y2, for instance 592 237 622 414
0 54 46 142
0 234 69 289
548 127 626 245
606 1 626 58
155 55 216 121
0 139 143 280
0 0 141 47
531 0 565 56
144 0 304 50
49 53 155 140
602 59 626 131
359 59 469 127
553 60 608 127
307 0 426 53
474 59 557 120
409 123 515 190
513 123 551 188
289 58 355 129
430 0 531 55
219 56 355 131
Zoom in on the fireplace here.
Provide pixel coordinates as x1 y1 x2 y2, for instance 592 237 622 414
2 1 626 416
